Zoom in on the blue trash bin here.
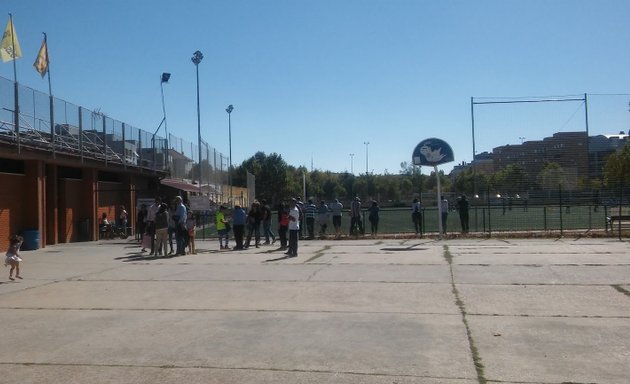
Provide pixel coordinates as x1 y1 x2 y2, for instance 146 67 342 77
22 229 40 251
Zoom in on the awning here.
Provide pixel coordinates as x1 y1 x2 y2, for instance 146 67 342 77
159 178 201 193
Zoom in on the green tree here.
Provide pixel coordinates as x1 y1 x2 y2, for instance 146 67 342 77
424 169 451 193
537 162 564 191
234 151 293 204
603 143 630 190
493 164 527 195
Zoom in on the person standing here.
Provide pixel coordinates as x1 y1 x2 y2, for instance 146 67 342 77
144 197 161 253
167 201 177 255
440 196 449 234
350 197 363 236
304 199 317 239
368 200 380 237
317 200 329 237
286 198 300 257
295 197 305 239
231 205 247 250
457 194 470 234
245 201 262 248
186 210 197 254
5 235 23 280
411 198 422 235
330 199 343 239
154 203 170 256
119 205 128 235
136 204 147 241
173 196 187 255
261 199 276 245
216 205 230 250
277 202 289 250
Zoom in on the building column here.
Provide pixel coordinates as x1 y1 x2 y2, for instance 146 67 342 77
24 160 46 248
83 168 98 240
45 164 58 245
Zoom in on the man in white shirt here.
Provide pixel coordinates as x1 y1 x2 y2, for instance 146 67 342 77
286 198 300 257
330 199 343 239
144 197 161 254
440 196 449 234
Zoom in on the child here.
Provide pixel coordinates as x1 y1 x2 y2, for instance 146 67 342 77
5 235 23 281
186 210 196 254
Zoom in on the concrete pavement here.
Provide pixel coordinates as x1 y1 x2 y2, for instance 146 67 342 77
0 236 629 383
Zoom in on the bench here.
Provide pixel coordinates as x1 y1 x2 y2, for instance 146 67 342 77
606 215 630 232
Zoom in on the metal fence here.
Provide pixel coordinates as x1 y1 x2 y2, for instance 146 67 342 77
0 75 228 189
185 202 629 244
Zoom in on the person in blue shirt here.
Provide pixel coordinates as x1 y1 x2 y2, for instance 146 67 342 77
232 205 247 250
172 196 187 255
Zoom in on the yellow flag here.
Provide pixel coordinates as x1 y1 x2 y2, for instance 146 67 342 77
34 38 48 77
0 17 22 62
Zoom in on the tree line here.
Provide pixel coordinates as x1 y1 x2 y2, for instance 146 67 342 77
231 145 630 207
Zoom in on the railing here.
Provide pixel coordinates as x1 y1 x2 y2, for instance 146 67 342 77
0 75 228 188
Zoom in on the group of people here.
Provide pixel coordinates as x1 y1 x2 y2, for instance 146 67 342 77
137 196 197 256
410 194 470 235
221 198 301 257
216 196 386 258
99 205 129 239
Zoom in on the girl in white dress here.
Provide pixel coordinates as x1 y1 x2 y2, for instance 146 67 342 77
5 235 23 281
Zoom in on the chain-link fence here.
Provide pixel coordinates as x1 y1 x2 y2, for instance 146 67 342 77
0 75 228 189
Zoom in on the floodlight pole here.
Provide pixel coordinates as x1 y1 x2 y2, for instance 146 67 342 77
364 141 369 174
192 50 203 195
471 97 477 198
226 104 234 206
349 153 354 174
160 72 170 168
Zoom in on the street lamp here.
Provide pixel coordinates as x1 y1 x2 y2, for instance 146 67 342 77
519 136 525 144
160 72 170 167
151 72 170 170
191 50 203 194
349 153 355 174
364 141 370 174
226 104 234 206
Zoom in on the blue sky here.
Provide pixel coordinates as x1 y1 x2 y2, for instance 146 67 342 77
2 0 629 174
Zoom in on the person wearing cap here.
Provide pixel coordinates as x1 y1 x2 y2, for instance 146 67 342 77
286 198 300 257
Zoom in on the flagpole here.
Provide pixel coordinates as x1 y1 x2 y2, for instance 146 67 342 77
8 13 19 152
43 32 55 158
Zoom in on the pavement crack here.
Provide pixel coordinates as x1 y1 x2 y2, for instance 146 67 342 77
444 245 487 384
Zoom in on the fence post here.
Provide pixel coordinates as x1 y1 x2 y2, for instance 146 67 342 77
486 187 492 236
544 206 547 231
559 184 563 236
